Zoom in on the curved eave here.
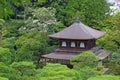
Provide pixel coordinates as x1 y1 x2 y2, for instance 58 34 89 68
49 36 95 40
48 32 106 40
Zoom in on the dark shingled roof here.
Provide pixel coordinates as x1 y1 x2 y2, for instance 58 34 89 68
49 22 106 40
42 52 77 60
42 51 111 61
42 46 111 61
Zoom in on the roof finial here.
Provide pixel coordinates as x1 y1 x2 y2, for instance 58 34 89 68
75 17 80 23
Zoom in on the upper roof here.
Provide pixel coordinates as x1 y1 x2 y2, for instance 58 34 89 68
49 22 106 40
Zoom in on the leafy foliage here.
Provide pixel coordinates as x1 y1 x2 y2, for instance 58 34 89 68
36 64 78 80
71 51 99 68
0 77 8 80
76 66 96 80
87 75 120 80
14 7 57 63
0 62 20 80
15 31 42 61
0 19 5 30
0 47 11 64
110 50 120 64
0 0 31 19
0 0 13 19
41 0 110 28
106 50 120 75
97 12 120 51
11 61 36 80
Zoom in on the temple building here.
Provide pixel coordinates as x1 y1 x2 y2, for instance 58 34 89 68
41 20 111 66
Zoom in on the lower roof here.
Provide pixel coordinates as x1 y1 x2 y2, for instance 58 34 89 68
97 50 111 60
42 47 111 61
42 52 77 60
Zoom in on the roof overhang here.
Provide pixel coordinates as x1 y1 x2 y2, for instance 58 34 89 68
42 52 78 60
42 50 111 61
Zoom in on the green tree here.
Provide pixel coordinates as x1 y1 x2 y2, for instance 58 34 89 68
0 62 20 80
107 50 120 75
1 20 25 62
0 77 8 80
71 51 99 68
99 25 120 75
41 0 110 28
0 0 13 19
0 19 5 29
10 61 36 80
0 19 5 46
97 13 120 51
87 75 120 80
0 0 30 19
15 7 57 63
2 20 24 38
0 47 11 64
110 50 120 64
23 7 56 32
15 30 50 62
77 67 96 80
35 64 78 80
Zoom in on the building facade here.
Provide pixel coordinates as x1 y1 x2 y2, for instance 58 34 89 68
41 20 110 66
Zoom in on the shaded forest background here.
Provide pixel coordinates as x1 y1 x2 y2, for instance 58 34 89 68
0 0 120 80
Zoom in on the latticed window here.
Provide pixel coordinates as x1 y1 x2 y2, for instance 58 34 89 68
80 42 85 48
62 41 67 47
71 42 76 47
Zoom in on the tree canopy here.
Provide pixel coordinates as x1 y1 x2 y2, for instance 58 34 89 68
71 51 99 68
35 64 78 80
87 75 120 80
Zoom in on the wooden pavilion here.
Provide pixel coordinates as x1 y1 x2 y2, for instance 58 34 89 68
41 20 111 66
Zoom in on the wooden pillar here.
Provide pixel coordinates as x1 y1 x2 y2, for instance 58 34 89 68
86 41 88 49
86 40 90 49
